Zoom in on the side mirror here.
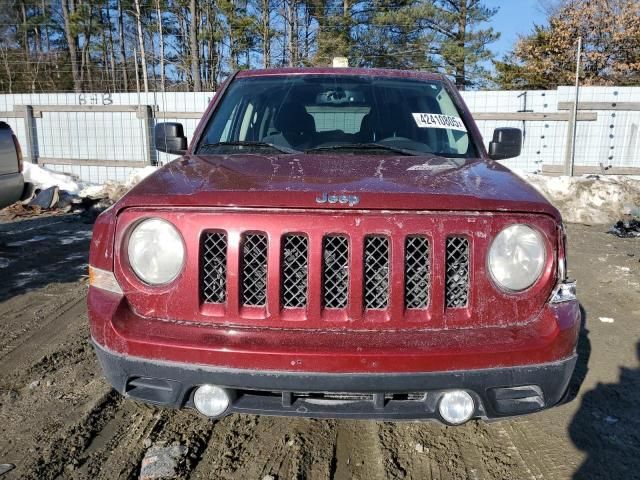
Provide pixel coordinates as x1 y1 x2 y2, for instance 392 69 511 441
155 122 188 155
488 127 522 160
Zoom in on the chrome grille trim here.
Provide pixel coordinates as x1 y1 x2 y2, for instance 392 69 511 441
200 229 475 315
322 235 349 309
405 236 430 309
363 236 390 309
281 235 308 308
201 232 227 304
241 233 268 306
445 237 470 308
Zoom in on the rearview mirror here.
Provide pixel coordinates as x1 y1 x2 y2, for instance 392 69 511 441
488 128 522 160
155 122 188 155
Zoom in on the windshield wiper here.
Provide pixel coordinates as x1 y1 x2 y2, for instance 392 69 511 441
305 143 421 156
199 141 299 154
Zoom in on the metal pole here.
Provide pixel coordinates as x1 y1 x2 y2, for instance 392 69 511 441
569 36 582 176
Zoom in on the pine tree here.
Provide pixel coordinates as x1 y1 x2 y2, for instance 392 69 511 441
309 0 353 65
354 0 439 70
424 0 499 89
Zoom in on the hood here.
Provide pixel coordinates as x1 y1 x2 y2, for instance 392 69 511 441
117 153 560 220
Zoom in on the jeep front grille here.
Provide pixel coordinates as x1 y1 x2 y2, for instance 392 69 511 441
322 235 349 308
201 232 227 304
281 235 308 308
445 236 470 308
364 236 389 309
241 233 268 306
200 228 473 316
405 236 430 309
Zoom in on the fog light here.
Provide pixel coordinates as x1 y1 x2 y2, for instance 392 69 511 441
438 390 475 425
193 385 231 418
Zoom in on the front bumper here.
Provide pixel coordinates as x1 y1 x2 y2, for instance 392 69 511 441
89 287 580 374
93 340 577 421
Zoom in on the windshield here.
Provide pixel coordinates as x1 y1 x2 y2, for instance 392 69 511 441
198 74 476 158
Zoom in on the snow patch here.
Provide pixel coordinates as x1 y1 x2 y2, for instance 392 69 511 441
126 165 160 186
78 166 159 202
22 162 83 194
5 235 49 247
17 269 40 277
511 170 640 224
599 317 615 323
58 231 92 245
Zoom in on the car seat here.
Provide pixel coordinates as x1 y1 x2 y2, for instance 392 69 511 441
263 103 316 150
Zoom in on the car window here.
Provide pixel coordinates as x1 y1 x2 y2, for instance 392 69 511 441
218 101 240 141
435 90 470 155
306 106 370 134
199 75 477 158
238 102 255 141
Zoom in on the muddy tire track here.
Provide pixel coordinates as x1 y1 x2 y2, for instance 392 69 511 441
375 420 537 480
69 404 167 480
331 421 387 480
0 285 86 362
190 416 337 480
23 389 122 480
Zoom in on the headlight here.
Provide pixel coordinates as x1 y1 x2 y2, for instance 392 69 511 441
488 224 546 292
127 218 185 285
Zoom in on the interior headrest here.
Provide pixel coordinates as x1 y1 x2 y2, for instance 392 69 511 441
275 103 315 134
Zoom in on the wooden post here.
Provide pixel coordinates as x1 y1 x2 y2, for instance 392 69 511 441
19 105 38 164
563 101 576 176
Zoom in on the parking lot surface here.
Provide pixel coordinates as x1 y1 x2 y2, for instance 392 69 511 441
0 215 638 479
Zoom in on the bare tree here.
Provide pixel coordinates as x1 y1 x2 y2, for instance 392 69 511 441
133 0 149 92
0 46 13 93
60 0 82 92
156 0 166 91
261 0 271 67
189 0 201 91
117 0 129 91
103 2 117 91
285 0 299 66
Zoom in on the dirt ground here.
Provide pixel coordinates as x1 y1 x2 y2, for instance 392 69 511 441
0 214 638 480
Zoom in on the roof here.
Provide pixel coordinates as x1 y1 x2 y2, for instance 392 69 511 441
234 67 445 81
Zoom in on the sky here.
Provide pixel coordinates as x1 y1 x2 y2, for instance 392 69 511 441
485 0 549 59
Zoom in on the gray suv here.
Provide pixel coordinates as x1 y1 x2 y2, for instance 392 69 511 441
0 122 24 209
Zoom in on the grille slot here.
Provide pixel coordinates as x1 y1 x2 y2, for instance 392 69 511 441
241 234 268 306
202 232 227 304
281 235 308 308
405 236 430 308
445 237 470 308
364 236 390 309
322 235 349 308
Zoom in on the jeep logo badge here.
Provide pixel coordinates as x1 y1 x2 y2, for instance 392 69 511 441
315 192 360 207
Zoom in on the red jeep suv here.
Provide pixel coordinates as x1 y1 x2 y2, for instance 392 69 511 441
89 68 579 424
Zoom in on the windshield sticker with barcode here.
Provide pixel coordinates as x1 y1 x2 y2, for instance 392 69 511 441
412 113 467 132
